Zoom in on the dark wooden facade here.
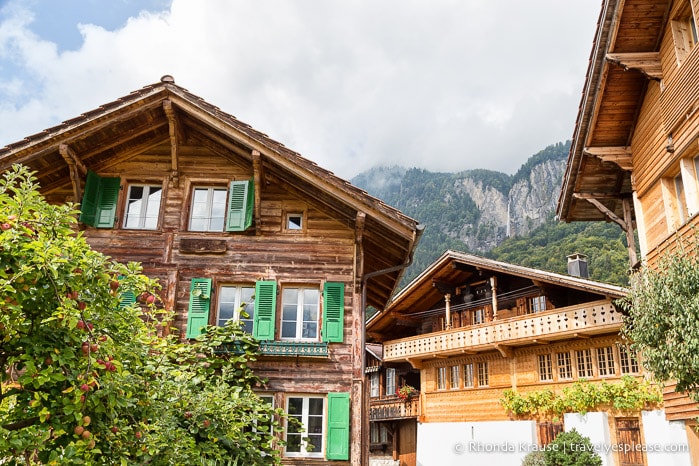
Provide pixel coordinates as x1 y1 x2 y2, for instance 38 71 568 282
0 76 421 465
557 0 699 439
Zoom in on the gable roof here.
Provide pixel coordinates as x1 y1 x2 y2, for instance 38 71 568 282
557 0 671 222
367 249 626 338
0 76 421 309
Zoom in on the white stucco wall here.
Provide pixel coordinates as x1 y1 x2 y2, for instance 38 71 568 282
416 420 538 466
641 410 692 466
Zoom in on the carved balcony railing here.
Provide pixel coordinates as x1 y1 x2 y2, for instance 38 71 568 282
369 395 420 421
383 300 622 362
219 340 329 357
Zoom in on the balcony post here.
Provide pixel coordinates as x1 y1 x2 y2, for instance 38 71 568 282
490 276 498 320
444 293 452 329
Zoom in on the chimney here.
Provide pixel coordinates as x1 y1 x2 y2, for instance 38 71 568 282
567 253 588 278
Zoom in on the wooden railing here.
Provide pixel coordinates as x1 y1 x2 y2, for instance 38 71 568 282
219 340 329 357
383 300 621 362
369 395 420 420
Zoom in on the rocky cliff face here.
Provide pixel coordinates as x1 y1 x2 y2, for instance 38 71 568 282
351 142 569 255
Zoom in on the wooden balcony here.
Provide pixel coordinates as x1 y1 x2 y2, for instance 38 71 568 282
383 300 622 363
369 395 420 421
219 340 329 357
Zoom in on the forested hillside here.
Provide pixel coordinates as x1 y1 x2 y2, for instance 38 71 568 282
352 141 632 287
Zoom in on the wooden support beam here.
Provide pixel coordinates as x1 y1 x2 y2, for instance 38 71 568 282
606 52 663 80
583 146 633 170
531 339 549 345
494 344 512 358
573 194 628 229
163 100 180 187
406 358 422 370
355 211 366 291
252 150 263 232
622 197 638 267
59 144 87 203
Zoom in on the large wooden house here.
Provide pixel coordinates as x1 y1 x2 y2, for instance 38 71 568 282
0 76 422 465
557 0 699 459
367 251 693 466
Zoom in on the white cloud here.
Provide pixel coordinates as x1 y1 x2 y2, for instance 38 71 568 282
0 0 599 179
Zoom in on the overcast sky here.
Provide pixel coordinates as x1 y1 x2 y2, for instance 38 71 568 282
0 0 600 180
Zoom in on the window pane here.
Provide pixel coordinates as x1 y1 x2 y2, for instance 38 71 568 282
144 187 161 229
281 322 296 339
308 398 323 416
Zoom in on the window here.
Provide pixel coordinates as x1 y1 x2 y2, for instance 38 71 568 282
281 287 319 340
528 296 546 313
597 346 616 376
370 423 390 444
123 184 162 229
450 365 460 390
385 368 396 397
286 396 324 457
286 213 304 231
675 173 688 223
619 345 640 374
538 354 553 381
190 187 227 231
217 285 255 333
437 367 447 390
463 363 474 388
370 372 379 398
557 352 573 380
189 180 254 232
473 308 486 325
671 1 698 65
477 362 489 386
576 349 594 378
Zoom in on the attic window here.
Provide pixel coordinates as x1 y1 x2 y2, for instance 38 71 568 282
285 212 305 232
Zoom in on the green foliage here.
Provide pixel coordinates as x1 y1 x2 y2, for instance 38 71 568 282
521 450 546 466
619 234 699 398
544 429 602 466
0 165 284 465
500 376 662 418
512 141 570 186
488 220 632 286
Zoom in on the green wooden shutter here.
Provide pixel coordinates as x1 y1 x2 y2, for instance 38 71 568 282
226 179 254 231
95 176 121 228
252 280 276 340
116 275 136 309
185 278 212 338
79 170 120 228
79 170 100 226
326 392 350 460
322 282 345 343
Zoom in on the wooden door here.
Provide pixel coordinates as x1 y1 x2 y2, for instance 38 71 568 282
616 418 645 466
397 419 416 466
537 421 564 446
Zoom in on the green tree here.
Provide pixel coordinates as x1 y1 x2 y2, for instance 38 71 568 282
0 165 284 465
544 429 602 466
619 235 699 399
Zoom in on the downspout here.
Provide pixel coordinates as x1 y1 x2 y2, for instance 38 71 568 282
360 224 424 465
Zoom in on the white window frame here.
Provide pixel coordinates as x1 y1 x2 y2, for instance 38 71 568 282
286 212 304 231
217 284 255 333
385 368 396 397
576 349 594 378
538 354 553 381
473 308 486 325
285 395 325 458
619 345 640 375
557 352 573 380
370 372 379 398
597 346 616 377
437 367 447 390
477 362 489 387
449 365 460 390
463 363 474 388
280 287 320 341
123 184 162 230
189 186 228 232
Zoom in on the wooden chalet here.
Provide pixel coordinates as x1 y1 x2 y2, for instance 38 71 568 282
0 76 422 465
367 250 692 466
557 0 699 455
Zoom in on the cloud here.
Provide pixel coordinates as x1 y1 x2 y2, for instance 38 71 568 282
0 0 599 179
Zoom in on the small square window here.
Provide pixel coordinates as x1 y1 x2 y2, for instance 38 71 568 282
286 213 304 231
124 184 162 230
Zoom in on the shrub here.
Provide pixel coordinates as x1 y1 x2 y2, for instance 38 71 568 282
544 429 602 466
522 450 546 466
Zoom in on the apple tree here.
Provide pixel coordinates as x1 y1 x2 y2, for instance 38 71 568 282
0 165 285 465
